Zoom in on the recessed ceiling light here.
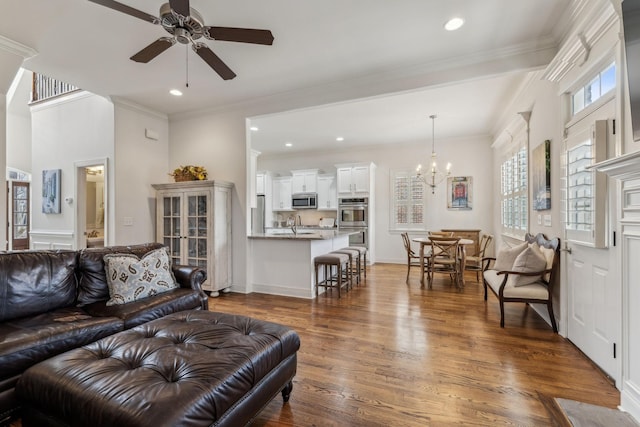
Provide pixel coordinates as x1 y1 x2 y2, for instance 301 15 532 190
250 126 259 131
444 17 464 31
285 142 293 147
169 89 183 96
336 137 344 142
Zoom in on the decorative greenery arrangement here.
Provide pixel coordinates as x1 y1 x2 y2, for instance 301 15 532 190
170 165 208 182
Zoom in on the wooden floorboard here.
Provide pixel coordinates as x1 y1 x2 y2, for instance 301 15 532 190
210 263 619 427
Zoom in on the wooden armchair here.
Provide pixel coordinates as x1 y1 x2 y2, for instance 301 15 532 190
465 234 493 281
482 233 559 332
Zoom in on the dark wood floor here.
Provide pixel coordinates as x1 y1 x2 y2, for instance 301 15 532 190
210 263 619 427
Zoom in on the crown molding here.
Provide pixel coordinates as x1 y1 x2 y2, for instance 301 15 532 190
0 35 37 58
542 0 618 83
170 38 558 122
110 96 168 121
29 90 93 113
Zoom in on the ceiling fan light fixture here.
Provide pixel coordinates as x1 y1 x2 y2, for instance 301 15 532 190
444 17 465 31
169 89 183 96
174 27 191 44
88 0 274 80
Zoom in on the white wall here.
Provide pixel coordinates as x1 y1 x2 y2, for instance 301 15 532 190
491 73 563 250
6 111 31 173
0 94 6 249
113 101 169 245
30 92 114 248
169 110 249 291
6 70 32 174
258 135 494 264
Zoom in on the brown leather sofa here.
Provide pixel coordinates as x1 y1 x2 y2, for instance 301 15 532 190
0 243 207 423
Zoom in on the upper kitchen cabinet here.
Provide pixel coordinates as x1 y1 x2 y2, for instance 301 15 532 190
256 171 269 195
291 169 318 194
336 163 376 196
317 175 337 210
272 176 293 211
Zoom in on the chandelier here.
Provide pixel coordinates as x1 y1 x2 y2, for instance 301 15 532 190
416 114 451 194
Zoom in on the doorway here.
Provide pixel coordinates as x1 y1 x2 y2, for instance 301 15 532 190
85 166 105 247
6 181 30 250
75 159 108 249
563 99 620 384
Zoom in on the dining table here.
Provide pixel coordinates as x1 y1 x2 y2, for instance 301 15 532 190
411 237 474 288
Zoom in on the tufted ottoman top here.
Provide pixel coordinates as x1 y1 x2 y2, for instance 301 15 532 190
16 310 300 427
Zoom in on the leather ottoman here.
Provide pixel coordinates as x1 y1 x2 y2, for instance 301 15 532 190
16 311 300 427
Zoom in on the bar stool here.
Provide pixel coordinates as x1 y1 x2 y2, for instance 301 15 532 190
332 248 361 286
344 246 367 280
314 252 351 298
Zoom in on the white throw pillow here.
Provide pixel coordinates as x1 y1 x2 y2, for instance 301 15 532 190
493 242 528 271
507 244 547 287
538 245 555 282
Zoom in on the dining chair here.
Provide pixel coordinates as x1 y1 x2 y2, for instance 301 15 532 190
428 231 454 237
465 234 493 281
427 236 461 289
401 233 428 284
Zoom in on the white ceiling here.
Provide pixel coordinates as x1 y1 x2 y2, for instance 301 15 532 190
2 0 572 154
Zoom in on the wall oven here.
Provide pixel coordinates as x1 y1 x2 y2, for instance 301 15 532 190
341 226 368 247
338 197 368 227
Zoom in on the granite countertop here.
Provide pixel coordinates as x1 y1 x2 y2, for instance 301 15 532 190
249 229 354 240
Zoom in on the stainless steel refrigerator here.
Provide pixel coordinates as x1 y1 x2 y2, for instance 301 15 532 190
251 195 265 234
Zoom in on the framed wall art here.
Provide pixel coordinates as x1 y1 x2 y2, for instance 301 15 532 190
42 169 61 214
447 176 472 210
533 139 551 210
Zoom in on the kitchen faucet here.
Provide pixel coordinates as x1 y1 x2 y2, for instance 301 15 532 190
287 215 297 235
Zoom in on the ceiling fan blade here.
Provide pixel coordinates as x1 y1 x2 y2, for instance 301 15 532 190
204 27 274 45
130 38 176 63
193 43 236 80
88 0 159 24
169 0 190 19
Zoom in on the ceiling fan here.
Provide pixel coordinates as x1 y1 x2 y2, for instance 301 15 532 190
88 0 274 80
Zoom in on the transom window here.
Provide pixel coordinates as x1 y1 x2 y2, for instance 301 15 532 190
571 62 616 116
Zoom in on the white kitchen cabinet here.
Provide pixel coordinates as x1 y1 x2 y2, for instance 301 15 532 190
272 177 293 210
317 175 337 210
256 172 266 195
291 169 318 193
337 165 371 196
152 180 233 296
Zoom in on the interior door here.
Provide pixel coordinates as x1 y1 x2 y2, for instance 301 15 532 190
564 99 620 383
9 181 30 250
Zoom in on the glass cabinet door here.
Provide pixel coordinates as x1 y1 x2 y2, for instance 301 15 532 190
161 194 183 265
186 193 208 271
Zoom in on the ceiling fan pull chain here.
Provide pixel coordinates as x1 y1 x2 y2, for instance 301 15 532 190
186 44 189 88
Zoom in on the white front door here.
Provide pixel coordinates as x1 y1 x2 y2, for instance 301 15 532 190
564 99 621 384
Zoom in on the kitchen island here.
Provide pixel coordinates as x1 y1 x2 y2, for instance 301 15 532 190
248 229 354 298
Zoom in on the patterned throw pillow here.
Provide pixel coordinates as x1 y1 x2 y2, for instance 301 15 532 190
104 247 178 306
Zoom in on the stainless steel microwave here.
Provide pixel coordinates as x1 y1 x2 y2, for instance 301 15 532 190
292 193 317 209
